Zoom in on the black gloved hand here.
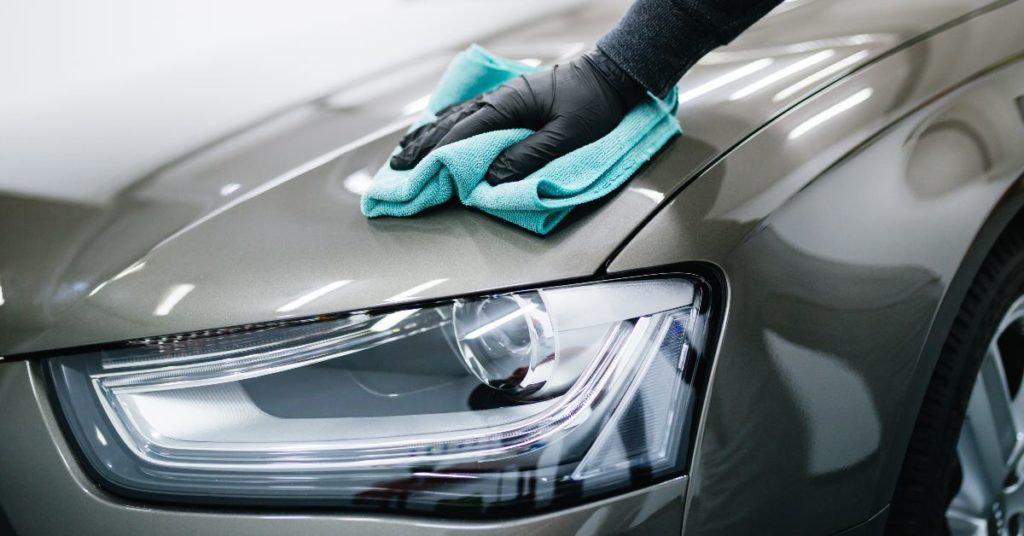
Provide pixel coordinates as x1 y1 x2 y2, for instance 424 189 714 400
390 49 648 185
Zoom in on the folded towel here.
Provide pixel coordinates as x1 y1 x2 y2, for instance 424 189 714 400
361 44 681 235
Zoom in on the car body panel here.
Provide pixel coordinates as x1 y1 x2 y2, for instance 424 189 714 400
610 3 1024 533
2 0 1024 535
0 0 997 357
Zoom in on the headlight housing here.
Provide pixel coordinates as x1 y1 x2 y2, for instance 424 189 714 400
48 275 711 515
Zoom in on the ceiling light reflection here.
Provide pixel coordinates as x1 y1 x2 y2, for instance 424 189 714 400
630 187 665 203
343 170 374 196
90 261 147 297
276 280 352 313
700 34 885 65
87 282 108 297
788 88 873 139
464 302 539 340
370 308 421 332
0 274 4 306
730 50 834 100
220 183 241 196
678 59 774 105
384 278 448 303
773 50 870 102
114 261 146 280
402 94 431 116
413 472 479 480
153 284 195 316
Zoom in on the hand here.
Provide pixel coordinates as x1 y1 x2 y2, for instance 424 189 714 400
390 49 647 185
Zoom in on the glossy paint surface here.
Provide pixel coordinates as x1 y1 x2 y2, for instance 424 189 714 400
1 0 1024 535
0 0 998 356
0 0 587 204
611 2 1024 533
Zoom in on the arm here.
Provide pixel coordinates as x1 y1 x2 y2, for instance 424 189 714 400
599 0 784 97
392 0 783 184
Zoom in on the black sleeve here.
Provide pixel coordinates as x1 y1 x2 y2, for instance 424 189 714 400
597 0 784 97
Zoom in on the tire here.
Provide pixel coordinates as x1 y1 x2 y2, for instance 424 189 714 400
886 217 1024 535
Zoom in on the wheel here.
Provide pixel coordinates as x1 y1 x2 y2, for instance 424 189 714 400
887 219 1024 535
947 295 1024 535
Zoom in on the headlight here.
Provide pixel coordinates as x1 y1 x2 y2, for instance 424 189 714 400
48 275 711 515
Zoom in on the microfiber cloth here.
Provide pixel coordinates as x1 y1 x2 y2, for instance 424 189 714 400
361 44 681 235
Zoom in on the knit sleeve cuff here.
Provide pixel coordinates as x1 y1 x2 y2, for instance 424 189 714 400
596 0 722 98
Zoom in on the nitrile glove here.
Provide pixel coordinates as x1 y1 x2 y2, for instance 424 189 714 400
389 49 647 185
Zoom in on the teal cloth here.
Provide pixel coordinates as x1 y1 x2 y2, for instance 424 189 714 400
361 44 681 235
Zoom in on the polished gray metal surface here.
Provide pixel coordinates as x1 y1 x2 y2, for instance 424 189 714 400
0 0 1000 357
610 2 1024 533
2 0 1024 534
947 296 1024 536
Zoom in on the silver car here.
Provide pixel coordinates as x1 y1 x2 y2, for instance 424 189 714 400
3 0 1024 534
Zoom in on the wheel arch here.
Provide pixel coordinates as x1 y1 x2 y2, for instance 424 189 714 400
878 171 1024 512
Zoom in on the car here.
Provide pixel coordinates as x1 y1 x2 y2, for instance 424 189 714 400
2 0 1024 534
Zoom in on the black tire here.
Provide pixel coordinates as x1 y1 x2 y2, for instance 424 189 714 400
886 218 1024 535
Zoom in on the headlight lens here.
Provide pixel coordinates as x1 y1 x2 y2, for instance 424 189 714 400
48 276 711 515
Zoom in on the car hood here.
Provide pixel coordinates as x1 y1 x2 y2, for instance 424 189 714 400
0 0 931 356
